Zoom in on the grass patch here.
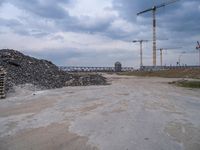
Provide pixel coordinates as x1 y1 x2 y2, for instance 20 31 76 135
169 80 200 88
118 69 200 79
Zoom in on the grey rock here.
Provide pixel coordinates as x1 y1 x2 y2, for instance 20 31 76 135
0 49 107 92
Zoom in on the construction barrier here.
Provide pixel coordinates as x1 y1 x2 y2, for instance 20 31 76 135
0 67 6 99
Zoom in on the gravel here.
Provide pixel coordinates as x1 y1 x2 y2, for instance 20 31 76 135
0 49 107 92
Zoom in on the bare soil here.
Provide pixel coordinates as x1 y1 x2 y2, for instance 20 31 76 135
0 74 200 150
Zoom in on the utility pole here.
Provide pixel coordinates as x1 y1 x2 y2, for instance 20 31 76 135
137 0 180 66
133 40 148 68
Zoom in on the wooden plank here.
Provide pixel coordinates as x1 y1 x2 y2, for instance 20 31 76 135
0 70 6 99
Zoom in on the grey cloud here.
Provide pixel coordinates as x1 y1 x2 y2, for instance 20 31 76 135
0 18 21 27
112 0 200 33
0 17 50 37
77 16 113 33
0 0 199 67
1 0 199 40
36 14 114 37
113 0 155 22
112 0 199 49
23 47 137 67
0 18 29 35
0 0 71 37
160 1 200 34
24 48 82 65
50 35 65 41
5 0 70 19
0 0 5 6
0 0 137 40
0 0 117 38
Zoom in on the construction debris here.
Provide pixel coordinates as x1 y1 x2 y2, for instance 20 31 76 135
0 49 107 92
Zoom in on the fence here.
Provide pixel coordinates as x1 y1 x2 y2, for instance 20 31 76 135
60 66 135 72
140 66 200 71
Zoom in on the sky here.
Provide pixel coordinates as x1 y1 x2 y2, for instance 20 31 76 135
0 0 199 68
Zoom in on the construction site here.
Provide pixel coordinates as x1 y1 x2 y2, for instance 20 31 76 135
0 0 200 150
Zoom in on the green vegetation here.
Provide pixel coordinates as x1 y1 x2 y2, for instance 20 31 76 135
118 69 200 79
169 80 200 88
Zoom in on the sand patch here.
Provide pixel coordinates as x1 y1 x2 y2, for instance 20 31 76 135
111 100 128 113
0 98 57 117
0 123 98 150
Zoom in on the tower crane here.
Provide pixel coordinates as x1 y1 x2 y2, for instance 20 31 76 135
137 0 180 66
196 41 200 49
196 41 200 66
132 40 149 68
157 47 181 66
178 51 186 66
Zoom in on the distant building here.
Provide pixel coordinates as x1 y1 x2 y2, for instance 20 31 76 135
115 62 122 72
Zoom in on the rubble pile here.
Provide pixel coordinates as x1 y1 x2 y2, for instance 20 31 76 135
0 49 107 92
65 74 107 86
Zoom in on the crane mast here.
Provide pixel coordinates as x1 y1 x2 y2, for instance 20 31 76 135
153 9 156 66
196 41 200 66
133 40 148 68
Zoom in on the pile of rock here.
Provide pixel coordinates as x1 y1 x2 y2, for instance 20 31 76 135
66 74 107 86
0 49 107 92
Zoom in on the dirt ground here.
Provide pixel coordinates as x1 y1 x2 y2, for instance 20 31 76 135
0 74 200 150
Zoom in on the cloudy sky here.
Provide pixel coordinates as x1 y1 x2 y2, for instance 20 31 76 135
0 0 199 68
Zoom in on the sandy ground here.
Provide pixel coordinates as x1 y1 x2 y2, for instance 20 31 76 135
0 74 200 150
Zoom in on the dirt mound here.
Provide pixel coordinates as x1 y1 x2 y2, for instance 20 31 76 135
0 49 107 91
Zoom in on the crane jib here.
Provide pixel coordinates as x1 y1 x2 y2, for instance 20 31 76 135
137 0 180 15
